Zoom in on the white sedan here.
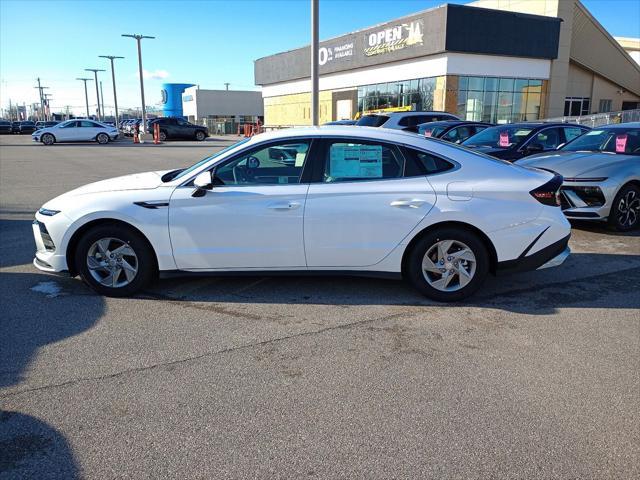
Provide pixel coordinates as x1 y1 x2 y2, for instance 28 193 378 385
32 127 571 301
32 119 119 145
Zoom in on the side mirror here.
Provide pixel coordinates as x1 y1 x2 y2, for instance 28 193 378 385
192 171 213 197
526 143 544 154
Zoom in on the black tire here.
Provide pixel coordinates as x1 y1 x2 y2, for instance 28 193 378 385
608 183 640 231
195 130 206 141
96 133 109 144
41 133 55 146
159 130 167 142
74 223 156 297
405 227 489 302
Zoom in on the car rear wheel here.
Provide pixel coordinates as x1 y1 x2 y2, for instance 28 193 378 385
159 130 167 142
74 224 156 296
195 130 206 141
41 133 55 146
406 227 489 302
609 183 640 231
96 133 109 144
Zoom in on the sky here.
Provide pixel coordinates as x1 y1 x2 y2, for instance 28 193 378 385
1 0 639 116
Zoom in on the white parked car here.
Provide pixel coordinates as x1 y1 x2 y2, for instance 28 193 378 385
32 127 571 301
32 119 119 145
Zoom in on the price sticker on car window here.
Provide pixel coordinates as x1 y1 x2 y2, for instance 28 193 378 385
499 131 510 147
615 134 627 153
329 144 383 178
424 129 432 137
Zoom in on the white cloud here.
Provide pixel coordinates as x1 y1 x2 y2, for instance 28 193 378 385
142 69 170 80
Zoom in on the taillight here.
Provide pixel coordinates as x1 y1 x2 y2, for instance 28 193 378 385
530 174 563 207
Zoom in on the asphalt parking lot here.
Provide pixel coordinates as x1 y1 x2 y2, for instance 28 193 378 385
1 133 638 479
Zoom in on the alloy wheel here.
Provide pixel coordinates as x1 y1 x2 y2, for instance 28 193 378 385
617 190 639 228
86 237 138 288
422 239 477 292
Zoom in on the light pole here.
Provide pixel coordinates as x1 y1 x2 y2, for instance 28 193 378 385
122 34 155 132
99 55 124 126
311 0 319 126
85 68 105 120
76 77 93 118
99 81 105 119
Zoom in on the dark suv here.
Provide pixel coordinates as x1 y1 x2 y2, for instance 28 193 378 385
148 117 208 141
18 121 37 134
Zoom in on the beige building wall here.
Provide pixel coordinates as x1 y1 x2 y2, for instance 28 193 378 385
264 91 333 126
566 62 592 97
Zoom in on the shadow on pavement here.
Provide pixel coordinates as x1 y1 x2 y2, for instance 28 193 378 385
0 218 37 268
141 252 640 315
0 271 104 478
0 411 79 479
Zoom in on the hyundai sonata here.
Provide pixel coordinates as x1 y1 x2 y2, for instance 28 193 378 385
32 127 571 301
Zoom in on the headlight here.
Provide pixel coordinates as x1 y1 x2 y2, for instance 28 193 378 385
38 208 61 216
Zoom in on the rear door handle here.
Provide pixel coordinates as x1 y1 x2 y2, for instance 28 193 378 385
390 199 427 208
267 201 302 210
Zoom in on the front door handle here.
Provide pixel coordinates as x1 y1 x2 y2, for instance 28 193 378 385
267 201 302 210
390 199 427 208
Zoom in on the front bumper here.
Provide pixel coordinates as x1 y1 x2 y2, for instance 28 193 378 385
32 215 71 274
559 180 618 221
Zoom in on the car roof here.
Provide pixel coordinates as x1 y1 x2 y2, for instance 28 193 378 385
248 126 432 145
596 122 640 129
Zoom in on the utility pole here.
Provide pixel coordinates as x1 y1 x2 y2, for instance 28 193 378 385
224 82 230 91
76 77 93 118
34 78 49 121
85 68 105 120
99 55 124 126
99 80 105 119
310 0 319 126
122 34 155 133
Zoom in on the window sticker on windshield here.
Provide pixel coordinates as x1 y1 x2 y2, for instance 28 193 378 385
586 130 604 136
295 153 306 167
329 144 383 178
514 130 531 136
499 131 510 147
616 134 628 153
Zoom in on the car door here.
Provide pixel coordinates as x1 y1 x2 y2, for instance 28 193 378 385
175 118 193 138
54 120 79 141
168 139 314 270
76 120 99 141
304 138 437 268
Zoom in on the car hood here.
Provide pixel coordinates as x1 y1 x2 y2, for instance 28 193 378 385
518 151 636 177
59 170 170 197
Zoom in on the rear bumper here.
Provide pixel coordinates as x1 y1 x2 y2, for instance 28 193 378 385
496 234 571 275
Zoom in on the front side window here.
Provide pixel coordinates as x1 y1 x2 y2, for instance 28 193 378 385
323 140 404 182
444 126 473 143
530 128 562 149
59 121 78 129
216 141 311 185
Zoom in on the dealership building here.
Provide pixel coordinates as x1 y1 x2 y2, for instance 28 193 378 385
254 0 640 126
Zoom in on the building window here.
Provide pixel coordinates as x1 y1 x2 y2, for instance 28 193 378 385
598 99 612 113
357 77 439 115
456 76 544 123
564 97 590 117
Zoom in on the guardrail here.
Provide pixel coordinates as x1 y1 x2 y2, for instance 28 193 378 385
543 109 640 127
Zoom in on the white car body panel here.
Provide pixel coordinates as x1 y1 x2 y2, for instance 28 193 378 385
33 126 571 282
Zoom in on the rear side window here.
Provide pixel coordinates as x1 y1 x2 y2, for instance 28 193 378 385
402 147 455 175
322 140 404 182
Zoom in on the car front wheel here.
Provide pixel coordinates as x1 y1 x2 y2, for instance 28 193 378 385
406 227 489 302
41 133 55 146
74 224 156 296
195 130 206 141
609 183 640 231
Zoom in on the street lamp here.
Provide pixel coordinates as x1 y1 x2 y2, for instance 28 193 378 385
122 34 155 132
76 77 93 118
99 55 124 126
85 68 105 120
311 0 319 126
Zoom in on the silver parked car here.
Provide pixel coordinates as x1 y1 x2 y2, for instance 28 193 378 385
519 122 640 231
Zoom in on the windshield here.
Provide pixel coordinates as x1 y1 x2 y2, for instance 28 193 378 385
419 124 449 137
168 138 251 182
462 125 533 149
561 127 640 155
355 115 389 127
